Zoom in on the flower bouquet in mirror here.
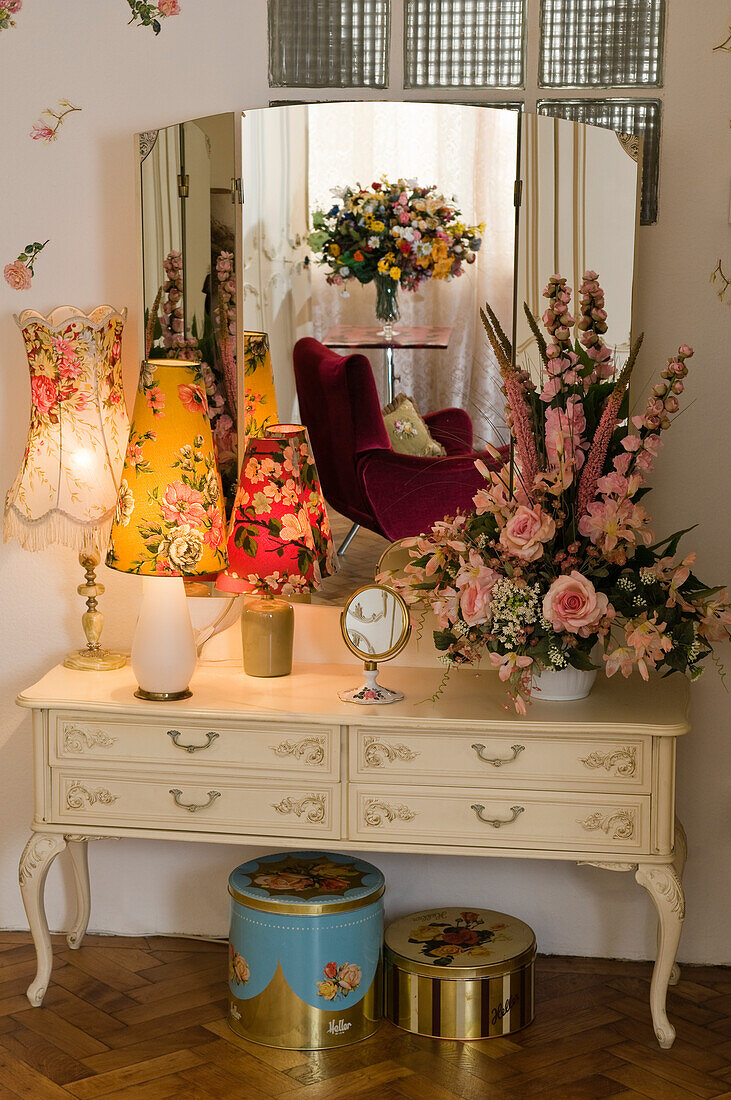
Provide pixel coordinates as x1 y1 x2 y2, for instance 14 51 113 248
393 271 730 713
308 177 483 335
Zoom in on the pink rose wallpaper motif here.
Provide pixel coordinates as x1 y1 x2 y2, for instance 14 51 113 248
30 100 81 143
0 1 22 33
316 961 361 1001
126 0 180 34
3 241 48 291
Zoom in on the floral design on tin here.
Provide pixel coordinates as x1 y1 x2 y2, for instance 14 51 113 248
4 241 48 291
126 0 180 34
30 100 81 143
249 857 365 900
316 961 361 1001
228 945 250 986
408 911 508 967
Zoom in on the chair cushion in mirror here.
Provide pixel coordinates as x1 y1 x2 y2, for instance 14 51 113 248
381 394 446 458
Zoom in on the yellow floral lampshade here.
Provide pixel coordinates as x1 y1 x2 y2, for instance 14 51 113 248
106 360 228 576
244 332 278 437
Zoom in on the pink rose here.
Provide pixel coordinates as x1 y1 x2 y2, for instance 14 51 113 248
4 259 32 290
31 375 58 415
460 580 492 626
6 0 22 12
337 963 361 992
543 571 610 637
499 505 555 562
158 0 180 15
323 961 338 979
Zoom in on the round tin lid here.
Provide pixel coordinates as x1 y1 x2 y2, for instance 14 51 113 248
385 907 536 979
228 851 385 915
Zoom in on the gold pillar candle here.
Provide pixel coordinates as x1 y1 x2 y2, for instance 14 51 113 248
242 595 294 677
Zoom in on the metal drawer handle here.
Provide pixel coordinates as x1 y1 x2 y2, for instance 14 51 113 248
471 743 525 767
169 788 221 813
471 804 525 828
167 729 219 753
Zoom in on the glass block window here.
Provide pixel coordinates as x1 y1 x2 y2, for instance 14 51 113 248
539 0 665 87
538 98 661 224
404 0 525 89
268 0 390 87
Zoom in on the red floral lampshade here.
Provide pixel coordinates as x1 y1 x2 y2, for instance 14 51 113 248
264 423 337 580
216 435 320 595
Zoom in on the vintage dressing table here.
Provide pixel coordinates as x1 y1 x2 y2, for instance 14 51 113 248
17 659 688 1049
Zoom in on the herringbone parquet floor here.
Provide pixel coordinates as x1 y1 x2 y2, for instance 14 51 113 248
0 933 728 1099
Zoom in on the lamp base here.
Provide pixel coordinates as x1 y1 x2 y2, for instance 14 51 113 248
64 648 127 672
134 687 193 702
241 595 294 677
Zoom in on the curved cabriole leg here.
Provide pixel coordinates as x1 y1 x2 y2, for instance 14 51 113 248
65 837 91 950
668 818 687 986
19 832 68 1007
635 862 685 1049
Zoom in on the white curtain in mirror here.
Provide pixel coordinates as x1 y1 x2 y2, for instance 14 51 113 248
307 102 514 446
516 113 638 378
242 107 313 423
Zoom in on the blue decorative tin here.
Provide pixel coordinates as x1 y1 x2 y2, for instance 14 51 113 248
227 850 385 1049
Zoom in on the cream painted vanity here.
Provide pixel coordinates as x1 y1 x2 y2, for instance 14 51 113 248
17 660 688 1048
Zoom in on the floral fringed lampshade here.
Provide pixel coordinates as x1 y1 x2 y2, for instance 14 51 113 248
216 435 320 596
5 306 128 553
106 359 228 576
243 332 278 437
264 423 337 579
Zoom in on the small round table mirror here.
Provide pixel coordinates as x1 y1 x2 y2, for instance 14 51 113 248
338 584 411 704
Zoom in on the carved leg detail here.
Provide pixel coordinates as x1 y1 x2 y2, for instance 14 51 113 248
65 838 91 950
636 863 685 1049
19 832 68 1007
668 817 687 986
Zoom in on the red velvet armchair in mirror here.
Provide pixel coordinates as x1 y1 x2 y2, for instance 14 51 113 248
293 338 507 546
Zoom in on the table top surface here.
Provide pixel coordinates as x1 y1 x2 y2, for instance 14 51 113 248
18 661 690 735
323 324 453 349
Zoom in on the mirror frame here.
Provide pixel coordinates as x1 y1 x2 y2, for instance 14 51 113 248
339 583 411 662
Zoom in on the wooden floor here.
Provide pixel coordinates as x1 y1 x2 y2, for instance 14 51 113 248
0 934 728 1099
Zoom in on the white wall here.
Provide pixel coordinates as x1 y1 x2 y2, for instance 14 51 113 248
0 0 728 964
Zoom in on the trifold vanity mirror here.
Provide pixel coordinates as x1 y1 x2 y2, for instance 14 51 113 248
137 102 641 600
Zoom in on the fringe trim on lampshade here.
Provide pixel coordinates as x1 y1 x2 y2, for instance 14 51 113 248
3 504 114 556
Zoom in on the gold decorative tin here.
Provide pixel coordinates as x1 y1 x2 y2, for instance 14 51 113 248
228 851 384 1049
385 906 535 1039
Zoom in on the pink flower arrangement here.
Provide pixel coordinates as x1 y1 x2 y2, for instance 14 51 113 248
389 271 730 711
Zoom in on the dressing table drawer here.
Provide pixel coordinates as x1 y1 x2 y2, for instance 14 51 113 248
349 727 650 792
50 768 341 837
349 784 649 853
51 712 340 780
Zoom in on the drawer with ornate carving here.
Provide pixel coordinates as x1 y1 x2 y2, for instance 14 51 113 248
349 727 650 792
51 712 340 780
50 768 341 837
349 784 649 852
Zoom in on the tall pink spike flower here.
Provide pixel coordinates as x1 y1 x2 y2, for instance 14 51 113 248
502 368 539 495
578 270 613 383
